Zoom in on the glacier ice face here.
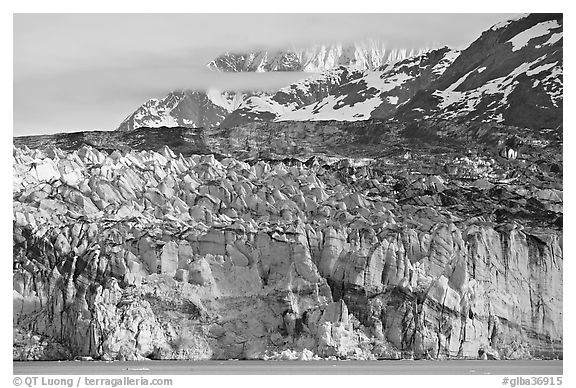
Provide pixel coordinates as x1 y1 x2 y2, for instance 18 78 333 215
13 141 562 361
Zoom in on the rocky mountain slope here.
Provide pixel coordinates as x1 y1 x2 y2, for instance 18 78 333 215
394 13 563 129
207 42 427 73
117 90 252 132
219 47 459 127
275 47 459 123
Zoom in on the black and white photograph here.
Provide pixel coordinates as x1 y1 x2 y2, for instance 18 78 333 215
8 2 568 384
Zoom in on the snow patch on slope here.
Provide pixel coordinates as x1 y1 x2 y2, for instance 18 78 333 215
431 50 461 75
206 89 247 112
490 14 529 31
243 96 290 116
386 96 399 105
445 68 478 91
276 70 414 122
540 66 563 107
507 20 561 51
276 93 384 122
433 55 559 120
536 32 563 49
526 62 558 76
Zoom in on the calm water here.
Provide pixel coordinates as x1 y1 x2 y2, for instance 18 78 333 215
13 360 563 375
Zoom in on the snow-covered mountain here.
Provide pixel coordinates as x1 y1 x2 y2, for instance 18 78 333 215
278 47 459 122
207 41 428 72
118 14 562 132
220 47 459 127
395 13 563 129
219 66 364 127
117 90 255 131
118 42 429 131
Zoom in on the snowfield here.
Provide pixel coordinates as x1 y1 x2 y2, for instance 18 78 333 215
507 20 561 51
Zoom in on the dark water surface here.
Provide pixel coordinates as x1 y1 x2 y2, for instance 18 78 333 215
13 360 562 375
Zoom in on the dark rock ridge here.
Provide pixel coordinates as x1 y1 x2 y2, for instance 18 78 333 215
13 119 562 360
13 127 211 157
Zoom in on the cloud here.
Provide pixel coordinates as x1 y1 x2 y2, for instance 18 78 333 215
14 65 310 135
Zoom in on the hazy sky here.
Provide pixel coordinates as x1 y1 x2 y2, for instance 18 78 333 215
13 13 519 136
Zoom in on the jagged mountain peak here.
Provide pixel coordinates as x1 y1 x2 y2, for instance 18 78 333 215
118 89 238 132
207 41 430 73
